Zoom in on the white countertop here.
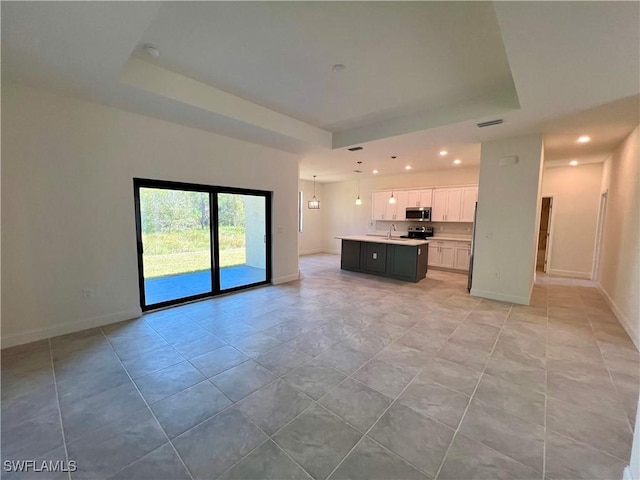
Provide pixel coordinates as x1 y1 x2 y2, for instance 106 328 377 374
336 235 430 246
430 236 472 242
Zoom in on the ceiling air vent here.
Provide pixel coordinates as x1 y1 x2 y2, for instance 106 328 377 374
348 146 363 151
477 119 504 128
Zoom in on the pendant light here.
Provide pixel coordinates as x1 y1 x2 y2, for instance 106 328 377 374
388 156 398 204
308 175 320 209
355 162 363 205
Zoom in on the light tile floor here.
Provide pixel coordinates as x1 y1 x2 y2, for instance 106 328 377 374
2 254 638 480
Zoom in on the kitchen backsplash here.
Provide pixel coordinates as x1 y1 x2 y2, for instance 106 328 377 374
372 220 472 237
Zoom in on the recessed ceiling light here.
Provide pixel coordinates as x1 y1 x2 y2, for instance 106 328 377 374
372 169 379 174
439 150 448 156
453 159 462 165
569 160 579 166
143 44 160 58
332 64 346 73
405 165 412 170
577 135 591 143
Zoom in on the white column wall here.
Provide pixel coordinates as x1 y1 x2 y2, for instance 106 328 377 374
471 134 544 305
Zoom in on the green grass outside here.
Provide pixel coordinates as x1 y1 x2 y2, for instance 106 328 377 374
143 227 246 278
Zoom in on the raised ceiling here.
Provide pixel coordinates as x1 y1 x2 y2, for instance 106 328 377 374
140 2 517 132
2 2 638 182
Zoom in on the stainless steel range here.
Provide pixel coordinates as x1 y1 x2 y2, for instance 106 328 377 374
401 226 434 239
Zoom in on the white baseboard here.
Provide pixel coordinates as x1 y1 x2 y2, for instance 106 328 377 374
547 268 592 279
324 249 340 255
273 272 300 285
299 249 324 255
597 282 640 351
470 288 531 306
1 308 143 349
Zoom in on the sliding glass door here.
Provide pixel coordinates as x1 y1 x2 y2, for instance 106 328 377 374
134 179 271 310
217 193 267 290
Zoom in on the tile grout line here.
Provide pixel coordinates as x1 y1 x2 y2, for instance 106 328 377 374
214 415 315 480
581 290 636 434
325 296 487 480
432 303 515 480
542 281 549 480
47 338 72 480
97 327 196 480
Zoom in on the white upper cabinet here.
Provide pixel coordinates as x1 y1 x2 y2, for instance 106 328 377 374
372 191 408 220
432 188 462 221
431 189 448 221
446 188 462 222
372 185 476 222
407 189 433 208
385 191 408 220
372 191 389 220
460 186 478 223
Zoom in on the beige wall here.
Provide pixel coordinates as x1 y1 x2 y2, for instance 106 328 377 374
2 83 301 347
298 179 324 255
472 134 544 305
598 126 639 349
322 167 480 253
542 163 603 278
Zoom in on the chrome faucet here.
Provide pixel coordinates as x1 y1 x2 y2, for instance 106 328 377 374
387 223 397 240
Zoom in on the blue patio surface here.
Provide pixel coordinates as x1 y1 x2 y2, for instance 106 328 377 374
144 265 267 305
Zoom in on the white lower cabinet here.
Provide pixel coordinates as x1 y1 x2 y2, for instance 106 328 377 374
454 243 471 270
428 240 471 271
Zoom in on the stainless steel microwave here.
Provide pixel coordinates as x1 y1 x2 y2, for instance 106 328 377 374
406 207 431 221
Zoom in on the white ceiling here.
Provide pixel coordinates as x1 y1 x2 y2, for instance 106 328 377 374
2 2 638 183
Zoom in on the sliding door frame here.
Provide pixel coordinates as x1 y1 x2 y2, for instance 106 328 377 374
133 178 272 311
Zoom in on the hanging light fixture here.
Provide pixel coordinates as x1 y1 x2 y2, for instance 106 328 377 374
308 175 320 209
388 156 397 204
355 162 363 205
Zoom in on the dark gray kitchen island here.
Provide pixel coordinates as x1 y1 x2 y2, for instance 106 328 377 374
336 235 429 283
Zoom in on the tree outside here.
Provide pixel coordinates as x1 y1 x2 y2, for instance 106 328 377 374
140 188 246 278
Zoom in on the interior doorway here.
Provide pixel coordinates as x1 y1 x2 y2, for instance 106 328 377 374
537 197 553 273
592 191 608 281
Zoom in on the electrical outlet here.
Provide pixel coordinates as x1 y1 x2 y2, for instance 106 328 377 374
495 272 500 279
439 226 444 231
82 288 94 299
